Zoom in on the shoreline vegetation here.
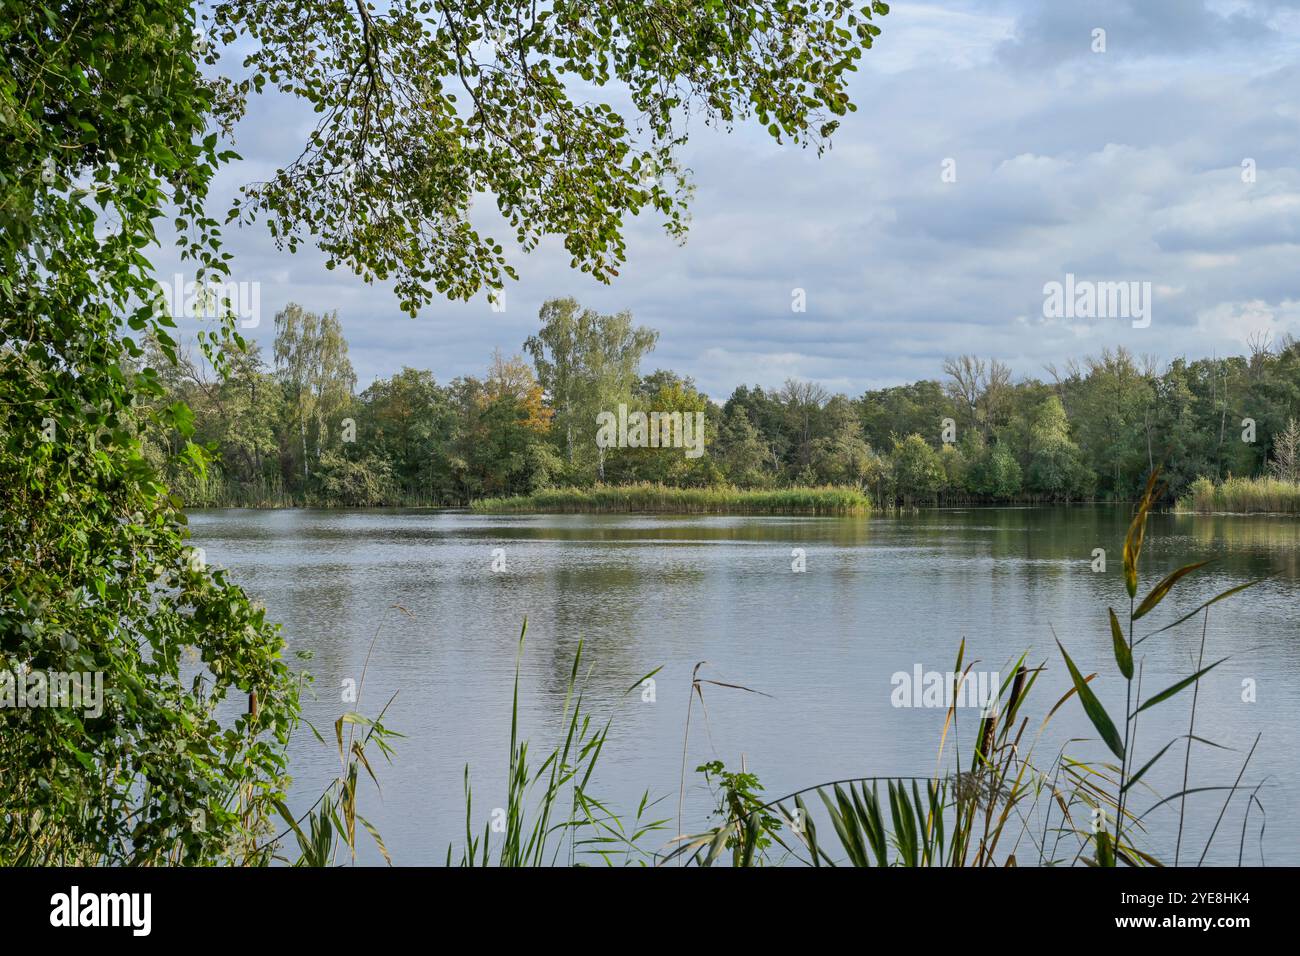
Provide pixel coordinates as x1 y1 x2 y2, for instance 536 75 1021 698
180 473 1300 517
178 474 1300 517
446 470 1275 867
145 298 1300 515
1177 475 1300 514
470 483 871 515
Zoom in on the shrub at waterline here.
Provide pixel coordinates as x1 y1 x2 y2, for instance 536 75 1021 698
0 0 301 865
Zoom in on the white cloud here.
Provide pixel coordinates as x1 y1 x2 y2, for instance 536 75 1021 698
155 1 1300 397
1197 298 1300 347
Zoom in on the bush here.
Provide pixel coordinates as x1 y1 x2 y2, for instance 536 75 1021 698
313 451 397 507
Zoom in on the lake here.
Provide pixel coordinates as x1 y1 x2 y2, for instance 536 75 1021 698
187 506 1300 866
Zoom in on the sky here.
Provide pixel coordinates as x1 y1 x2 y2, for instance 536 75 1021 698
159 0 1300 401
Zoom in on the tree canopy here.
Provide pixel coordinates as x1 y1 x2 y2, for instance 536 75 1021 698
1 0 891 862
214 0 890 311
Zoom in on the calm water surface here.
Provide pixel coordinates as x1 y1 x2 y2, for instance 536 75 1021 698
188 506 1300 866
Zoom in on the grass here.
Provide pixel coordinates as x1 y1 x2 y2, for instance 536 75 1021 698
470 483 871 516
1177 475 1300 514
272 605 407 866
452 620 667 866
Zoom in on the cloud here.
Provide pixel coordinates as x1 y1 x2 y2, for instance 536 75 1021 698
155 2 1300 400
1196 298 1300 348
995 0 1280 68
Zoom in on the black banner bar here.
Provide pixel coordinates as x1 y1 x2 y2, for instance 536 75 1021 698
0 865 1281 942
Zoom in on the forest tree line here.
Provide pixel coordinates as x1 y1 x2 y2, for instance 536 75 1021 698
143 297 1300 508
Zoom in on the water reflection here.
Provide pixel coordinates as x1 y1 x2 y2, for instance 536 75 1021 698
188 506 1300 866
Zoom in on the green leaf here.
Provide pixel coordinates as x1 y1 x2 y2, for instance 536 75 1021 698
1122 739 1177 792
1122 468 1162 597
1108 607 1132 679
1095 829 1116 867
1133 561 1211 620
1056 640 1125 760
1134 659 1227 715
356 814 392 866
1136 577 1274 645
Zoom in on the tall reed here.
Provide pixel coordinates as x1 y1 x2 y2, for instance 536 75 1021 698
471 483 870 515
271 606 406 866
1177 475 1300 514
452 619 667 866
